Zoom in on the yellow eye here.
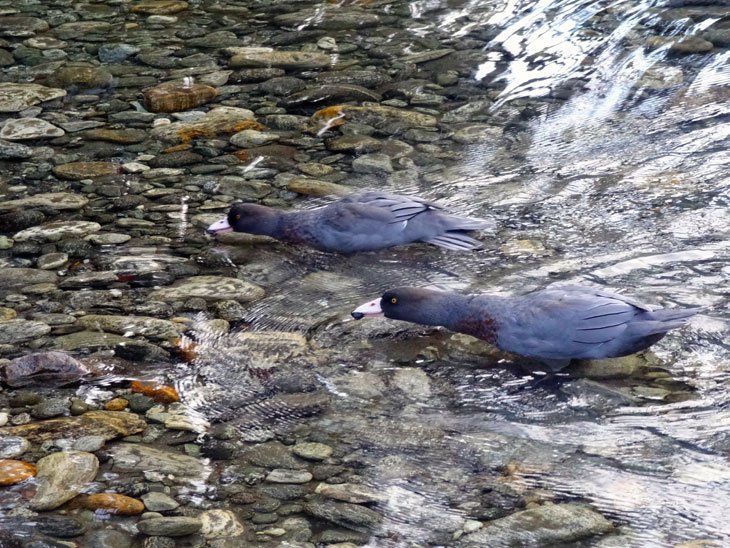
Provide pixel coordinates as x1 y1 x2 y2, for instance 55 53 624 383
390 297 397 304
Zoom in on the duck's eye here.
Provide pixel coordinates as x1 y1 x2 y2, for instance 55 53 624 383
234 214 241 221
390 297 398 305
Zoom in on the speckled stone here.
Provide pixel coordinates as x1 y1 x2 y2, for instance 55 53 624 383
149 276 265 303
0 118 64 140
0 83 66 112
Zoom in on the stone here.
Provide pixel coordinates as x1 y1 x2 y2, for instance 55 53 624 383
243 441 306 470
452 124 502 144
131 0 189 15
284 85 382 107
0 138 33 159
37 252 69 269
2 351 90 387
30 451 99 510
13 221 101 242
53 161 119 180
76 314 186 340
286 178 349 197
199 509 246 539
48 65 114 90
108 444 211 484
83 128 148 144
0 436 30 458
273 8 380 30
76 493 145 515
230 129 280 147
314 483 383 504
0 16 50 36
0 118 64 140
351 153 393 174
35 515 86 538
86 529 133 548
0 459 36 485
150 106 257 143
143 81 218 113
141 491 180 512
31 398 70 419
304 499 381 530
58 272 119 289
292 442 333 461
266 469 313 484
0 411 146 444
461 503 614 546
72 435 106 452
0 83 66 112
391 368 431 400
325 134 382 153
229 49 332 70
136 517 202 537
149 275 265 303
53 331 132 351
0 319 51 344
0 192 88 211
54 21 113 40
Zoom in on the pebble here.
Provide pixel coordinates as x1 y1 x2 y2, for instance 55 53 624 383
0 437 30 458
143 81 219 113
0 118 64 140
0 83 66 112
2 351 89 387
266 469 314 484
292 442 333 461
2 410 146 444
30 451 99 510
0 319 51 344
136 516 203 537
149 275 265 303
199 509 246 539
141 491 180 512
77 493 145 515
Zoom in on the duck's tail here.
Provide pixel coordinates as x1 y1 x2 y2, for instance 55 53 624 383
644 307 702 335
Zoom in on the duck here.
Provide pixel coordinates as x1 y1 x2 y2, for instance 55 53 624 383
206 191 494 253
351 285 700 370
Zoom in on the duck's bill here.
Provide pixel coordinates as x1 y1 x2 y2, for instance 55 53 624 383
207 217 233 235
351 298 383 320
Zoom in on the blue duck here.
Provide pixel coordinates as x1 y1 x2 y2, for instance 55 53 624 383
351 285 700 370
206 191 494 253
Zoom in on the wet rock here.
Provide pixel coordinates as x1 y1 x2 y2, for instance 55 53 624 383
284 85 382 108
273 7 380 30
314 483 383 504
291 443 332 462
2 351 89 387
352 153 393 174
137 516 202 537
570 355 645 379
0 83 66 112
54 21 113 40
0 437 30 458
150 105 256 143
325 134 382 153
0 118 64 140
390 367 432 400
230 67 286 83
76 314 186 340
452 124 502 144
230 129 280 147
0 138 33 159
47 64 114 90
37 252 69 269
0 459 36 485
149 275 265 303
259 76 307 96
31 398 70 419
461 503 614 546
52 161 120 180
229 49 332 70
316 70 392 88
35 515 86 538
266 469 313 484
83 128 148 144
108 444 211 484
304 498 381 531
86 529 133 548
144 81 218 113
199 509 246 539
30 450 99 510
53 331 131 351
0 16 50 36
0 192 88 211
131 0 189 15
646 35 713 54
98 43 140 63
13 220 101 242
0 411 146 444
75 493 145 515
243 441 307 470
286 178 350 197
0 319 51 344
141 491 180 512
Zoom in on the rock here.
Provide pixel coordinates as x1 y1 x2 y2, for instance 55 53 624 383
53 161 120 180
0 459 36 485
53 21 113 40
314 483 383 504
150 105 257 143
37 252 69 269
137 517 202 537
53 331 132 352
199 509 246 539
47 64 114 90
286 178 349 197
390 368 431 400
13 220 101 242
304 498 381 531
143 81 218 113
283 85 382 107
229 49 332 70
0 319 51 344
75 493 145 515
292 442 333 461
108 444 211 484
243 441 307 469
273 8 380 30
0 192 88 211
570 355 644 379
325 134 382 153
266 469 313 484
86 529 133 548
0 16 50 36
461 503 614 546
0 118 64 140
31 398 70 419
258 76 307 96
58 271 119 289
230 129 280 147
311 104 438 134
0 83 66 112
0 411 146 444
83 128 148 144
98 43 140 63
351 153 393 174
30 451 99 510
0 436 30 458
230 67 287 83
452 124 502 144
149 275 265 303
35 515 86 538
76 314 186 340
0 138 33 159
131 0 189 15
141 492 180 512
2 351 90 387
316 70 392 88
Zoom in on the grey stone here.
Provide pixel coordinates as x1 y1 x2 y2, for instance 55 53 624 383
292 442 333 461
149 275 265 303
229 49 332 70
314 483 383 504
273 7 380 30
0 319 51 344
37 252 68 270
3 351 90 387
13 221 101 242
304 498 381 530
30 451 99 510
136 517 202 537
86 528 133 548
31 398 70 419
0 83 66 112
0 192 88 211
351 153 393 174
108 444 211 484
0 436 30 458
266 469 313 484
0 118 64 140
75 314 186 340
199 509 245 539
243 441 307 469
0 138 33 159
141 491 180 512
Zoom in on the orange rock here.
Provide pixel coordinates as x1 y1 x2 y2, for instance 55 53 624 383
0 460 37 486
172 336 198 363
104 397 129 411
310 105 347 129
162 143 192 154
76 493 144 515
143 81 218 113
130 380 180 404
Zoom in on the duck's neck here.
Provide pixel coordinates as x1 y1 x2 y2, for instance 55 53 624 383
449 294 502 345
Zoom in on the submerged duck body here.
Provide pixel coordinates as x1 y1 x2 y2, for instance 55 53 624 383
206 191 494 253
352 285 700 370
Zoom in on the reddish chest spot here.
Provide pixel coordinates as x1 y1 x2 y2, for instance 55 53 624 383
454 316 498 345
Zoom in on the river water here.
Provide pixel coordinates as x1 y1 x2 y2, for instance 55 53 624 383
0 0 729 546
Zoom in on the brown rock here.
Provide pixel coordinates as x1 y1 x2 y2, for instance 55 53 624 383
104 398 129 411
83 128 148 144
229 50 332 70
143 81 218 113
52 161 120 180
0 459 37 486
131 0 189 14
0 410 146 444
75 493 145 515
286 178 349 197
